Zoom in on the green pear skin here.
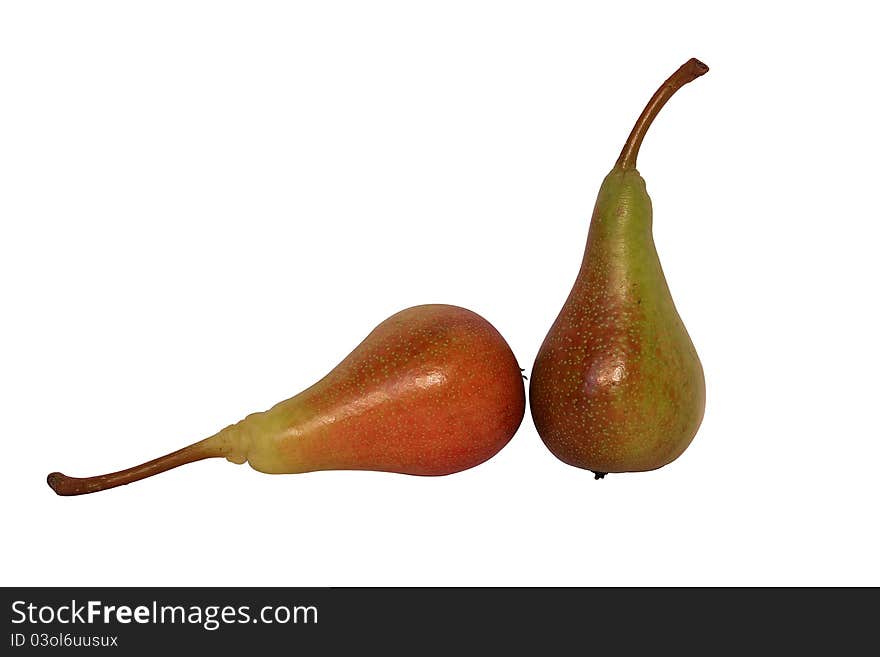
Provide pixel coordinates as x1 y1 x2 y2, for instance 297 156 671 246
529 59 707 476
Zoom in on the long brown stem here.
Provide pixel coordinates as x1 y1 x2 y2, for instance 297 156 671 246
47 434 229 496
615 58 708 170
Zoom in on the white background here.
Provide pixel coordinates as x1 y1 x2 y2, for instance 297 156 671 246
2 2 878 586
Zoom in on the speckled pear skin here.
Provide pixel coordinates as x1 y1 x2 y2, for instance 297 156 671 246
239 304 526 476
529 58 707 476
530 170 704 473
48 304 525 495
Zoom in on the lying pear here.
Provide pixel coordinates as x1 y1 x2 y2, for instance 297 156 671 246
49 304 525 495
530 59 708 477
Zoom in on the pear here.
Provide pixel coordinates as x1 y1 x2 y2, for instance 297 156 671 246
49 305 525 495
530 59 707 477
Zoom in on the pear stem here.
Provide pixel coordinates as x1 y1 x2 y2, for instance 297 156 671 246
615 58 708 171
47 436 226 496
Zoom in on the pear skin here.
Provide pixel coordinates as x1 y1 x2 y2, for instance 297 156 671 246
530 59 707 476
49 305 525 495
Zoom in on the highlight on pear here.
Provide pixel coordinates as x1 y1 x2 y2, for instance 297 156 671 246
48 305 526 495
529 59 708 477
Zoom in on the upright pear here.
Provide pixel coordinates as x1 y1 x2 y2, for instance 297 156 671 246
49 304 525 495
530 59 707 477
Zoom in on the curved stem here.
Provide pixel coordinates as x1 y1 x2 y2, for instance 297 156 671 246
47 435 229 496
615 58 708 170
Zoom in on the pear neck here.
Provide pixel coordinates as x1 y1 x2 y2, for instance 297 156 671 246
615 58 708 171
593 169 652 235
